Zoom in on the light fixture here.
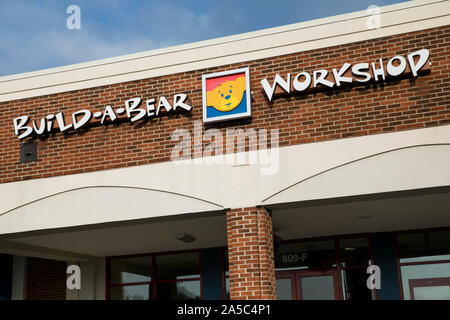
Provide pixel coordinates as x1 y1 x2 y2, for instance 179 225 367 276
172 232 196 243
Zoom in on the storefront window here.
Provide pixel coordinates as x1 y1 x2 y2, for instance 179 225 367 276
110 256 153 284
110 284 151 300
108 251 201 300
338 237 374 300
155 281 200 300
340 268 374 300
339 238 371 267
155 252 200 280
275 240 336 270
218 236 375 300
398 230 450 300
398 230 450 263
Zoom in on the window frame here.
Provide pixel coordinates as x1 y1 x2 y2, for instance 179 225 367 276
395 226 450 300
106 248 202 300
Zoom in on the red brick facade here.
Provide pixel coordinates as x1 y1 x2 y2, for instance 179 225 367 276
226 207 276 300
26 257 66 300
0 26 448 184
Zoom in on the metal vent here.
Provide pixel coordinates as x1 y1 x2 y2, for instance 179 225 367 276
20 141 38 163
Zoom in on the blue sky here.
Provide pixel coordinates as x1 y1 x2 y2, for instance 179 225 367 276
0 0 409 76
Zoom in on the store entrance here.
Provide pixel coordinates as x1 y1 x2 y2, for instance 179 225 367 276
276 269 341 300
273 237 375 300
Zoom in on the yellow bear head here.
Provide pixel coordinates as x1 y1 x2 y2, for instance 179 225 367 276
206 76 246 112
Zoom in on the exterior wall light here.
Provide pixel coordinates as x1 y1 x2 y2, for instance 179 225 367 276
172 233 196 243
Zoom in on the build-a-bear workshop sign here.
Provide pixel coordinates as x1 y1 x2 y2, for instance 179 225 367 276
13 48 430 139
260 48 431 101
13 94 192 139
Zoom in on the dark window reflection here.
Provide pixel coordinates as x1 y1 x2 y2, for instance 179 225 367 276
155 281 201 300
398 230 450 263
155 252 200 280
110 256 152 284
110 284 151 300
341 269 374 300
339 238 371 267
275 240 336 270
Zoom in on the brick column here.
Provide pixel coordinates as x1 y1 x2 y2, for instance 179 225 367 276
226 206 277 300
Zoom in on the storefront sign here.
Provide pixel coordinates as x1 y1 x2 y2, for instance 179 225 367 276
281 253 308 264
13 94 192 139
261 48 431 101
202 67 252 123
13 49 431 138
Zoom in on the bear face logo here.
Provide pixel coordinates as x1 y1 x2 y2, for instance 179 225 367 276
202 67 252 123
206 76 246 112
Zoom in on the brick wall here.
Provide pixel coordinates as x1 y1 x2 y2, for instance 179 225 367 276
0 25 449 183
226 207 276 300
26 257 66 300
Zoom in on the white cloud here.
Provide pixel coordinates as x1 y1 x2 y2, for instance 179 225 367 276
0 1 161 75
0 0 409 76
0 0 223 75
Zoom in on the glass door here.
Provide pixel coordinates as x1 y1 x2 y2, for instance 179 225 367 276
409 277 450 300
276 272 297 300
296 270 340 300
276 270 341 300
